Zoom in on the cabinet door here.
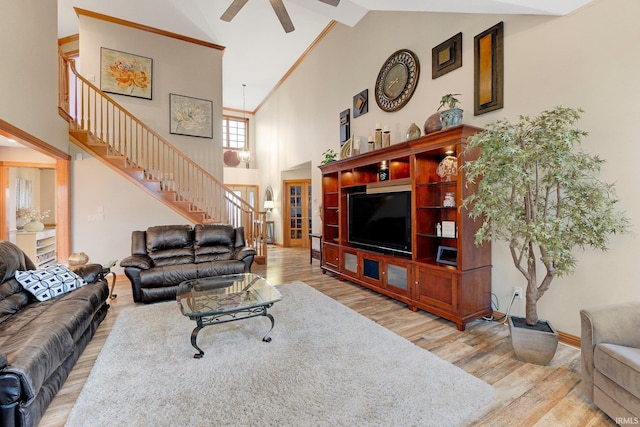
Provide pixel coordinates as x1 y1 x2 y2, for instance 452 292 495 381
341 248 359 280
322 243 340 272
359 252 383 287
414 265 457 312
383 259 410 297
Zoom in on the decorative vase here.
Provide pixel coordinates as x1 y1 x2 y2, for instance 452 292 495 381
508 316 559 365
440 108 464 129
68 252 90 270
424 112 442 134
406 123 421 140
23 219 45 232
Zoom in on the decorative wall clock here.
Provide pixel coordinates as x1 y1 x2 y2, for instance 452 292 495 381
374 49 420 112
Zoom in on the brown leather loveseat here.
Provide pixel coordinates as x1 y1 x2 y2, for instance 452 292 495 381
120 224 256 303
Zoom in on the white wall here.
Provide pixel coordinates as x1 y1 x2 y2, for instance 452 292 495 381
0 2 69 153
78 14 224 178
69 14 226 272
255 0 640 336
69 144 186 273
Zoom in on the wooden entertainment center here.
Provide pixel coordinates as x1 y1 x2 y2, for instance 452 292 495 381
319 125 492 331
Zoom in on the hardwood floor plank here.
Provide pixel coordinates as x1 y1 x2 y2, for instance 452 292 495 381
39 246 615 427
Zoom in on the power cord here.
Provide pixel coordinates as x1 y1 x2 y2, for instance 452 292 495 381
483 290 518 324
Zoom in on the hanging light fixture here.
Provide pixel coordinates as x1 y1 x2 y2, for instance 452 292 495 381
238 83 251 168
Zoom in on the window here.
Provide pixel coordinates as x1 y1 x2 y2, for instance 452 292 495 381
223 115 249 150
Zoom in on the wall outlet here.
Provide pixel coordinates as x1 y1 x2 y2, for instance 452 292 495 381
514 287 523 299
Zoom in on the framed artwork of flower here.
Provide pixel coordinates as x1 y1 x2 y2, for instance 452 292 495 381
169 93 213 138
100 47 153 99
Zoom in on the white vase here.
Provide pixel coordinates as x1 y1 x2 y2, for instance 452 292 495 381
23 220 45 232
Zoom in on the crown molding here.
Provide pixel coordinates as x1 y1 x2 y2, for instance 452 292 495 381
74 8 225 51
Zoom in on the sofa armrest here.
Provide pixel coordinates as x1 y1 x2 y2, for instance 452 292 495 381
120 255 153 270
73 263 103 283
0 354 6 370
232 247 256 261
232 247 256 273
580 301 640 401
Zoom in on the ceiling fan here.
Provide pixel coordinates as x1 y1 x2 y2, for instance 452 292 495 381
221 0 340 33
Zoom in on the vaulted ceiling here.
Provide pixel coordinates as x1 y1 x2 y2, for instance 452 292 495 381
58 0 595 112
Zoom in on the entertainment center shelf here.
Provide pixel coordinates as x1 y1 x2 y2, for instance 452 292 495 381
319 125 492 331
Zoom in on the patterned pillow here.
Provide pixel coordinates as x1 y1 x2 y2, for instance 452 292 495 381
15 263 87 302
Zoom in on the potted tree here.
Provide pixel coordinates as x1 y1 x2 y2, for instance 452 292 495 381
462 107 630 365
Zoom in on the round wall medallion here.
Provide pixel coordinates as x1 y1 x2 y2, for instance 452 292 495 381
223 150 240 167
374 49 420 112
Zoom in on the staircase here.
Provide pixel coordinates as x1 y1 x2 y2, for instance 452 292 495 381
58 51 267 263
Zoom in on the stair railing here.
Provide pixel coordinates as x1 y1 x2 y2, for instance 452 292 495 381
58 51 267 259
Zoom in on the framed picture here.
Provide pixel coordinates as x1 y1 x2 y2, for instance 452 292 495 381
474 22 504 116
432 32 462 79
100 47 153 100
170 93 213 138
436 246 458 266
353 89 368 118
339 108 350 145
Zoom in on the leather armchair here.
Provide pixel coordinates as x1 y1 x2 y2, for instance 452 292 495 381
581 302 640 423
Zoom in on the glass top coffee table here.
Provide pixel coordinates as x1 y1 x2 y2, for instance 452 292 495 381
177 273 281 359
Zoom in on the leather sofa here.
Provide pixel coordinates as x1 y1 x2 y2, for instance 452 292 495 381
120 224 256 303
0 241 109 427
580 302 640 423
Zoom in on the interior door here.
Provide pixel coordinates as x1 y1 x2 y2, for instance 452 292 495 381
225 184 258 210
283 179 311 247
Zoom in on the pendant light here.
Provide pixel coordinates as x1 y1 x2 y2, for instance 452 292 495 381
238 83 251 168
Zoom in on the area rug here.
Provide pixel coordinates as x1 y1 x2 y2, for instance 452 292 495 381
65 281 494 427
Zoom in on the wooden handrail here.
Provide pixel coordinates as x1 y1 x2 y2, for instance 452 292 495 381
58 51 267 260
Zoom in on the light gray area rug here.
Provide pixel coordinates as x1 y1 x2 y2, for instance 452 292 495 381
66 281 494 427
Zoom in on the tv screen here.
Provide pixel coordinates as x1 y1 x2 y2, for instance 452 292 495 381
348 191 411 255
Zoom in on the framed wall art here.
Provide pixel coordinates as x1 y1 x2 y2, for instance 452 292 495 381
353 89 368 118
474 22 504 116
432 32 462 79
170 93 213 138
100 47 153 100
339 108 350 145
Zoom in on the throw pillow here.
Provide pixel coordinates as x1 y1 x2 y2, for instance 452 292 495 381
15 263 87 302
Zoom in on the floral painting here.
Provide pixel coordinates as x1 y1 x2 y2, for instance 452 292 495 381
170 94 213 138
100 47 152 99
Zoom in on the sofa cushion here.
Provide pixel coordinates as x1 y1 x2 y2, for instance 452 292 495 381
194 224 234 246
146 225 194 267
0 278 32 324
595 343 640 401
196 260 246 277
1 313 75 403
139 264 199 288
0 241 35 282
15 264 87 302
194 224 234 262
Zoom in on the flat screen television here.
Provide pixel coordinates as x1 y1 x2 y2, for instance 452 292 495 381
348 191 411 255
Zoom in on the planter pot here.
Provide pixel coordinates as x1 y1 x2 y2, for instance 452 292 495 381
508 316 559 365
440 108 463 129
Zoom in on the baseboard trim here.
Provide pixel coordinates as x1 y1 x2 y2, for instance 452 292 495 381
492 311 581 348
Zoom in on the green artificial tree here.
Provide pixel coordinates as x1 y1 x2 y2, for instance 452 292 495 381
462 107 630 326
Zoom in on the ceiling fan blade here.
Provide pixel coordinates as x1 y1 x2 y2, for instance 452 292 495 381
220 0 249 22
269 0 295 33
318 0 340 6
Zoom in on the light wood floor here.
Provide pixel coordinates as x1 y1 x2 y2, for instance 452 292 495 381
40 246 614 427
